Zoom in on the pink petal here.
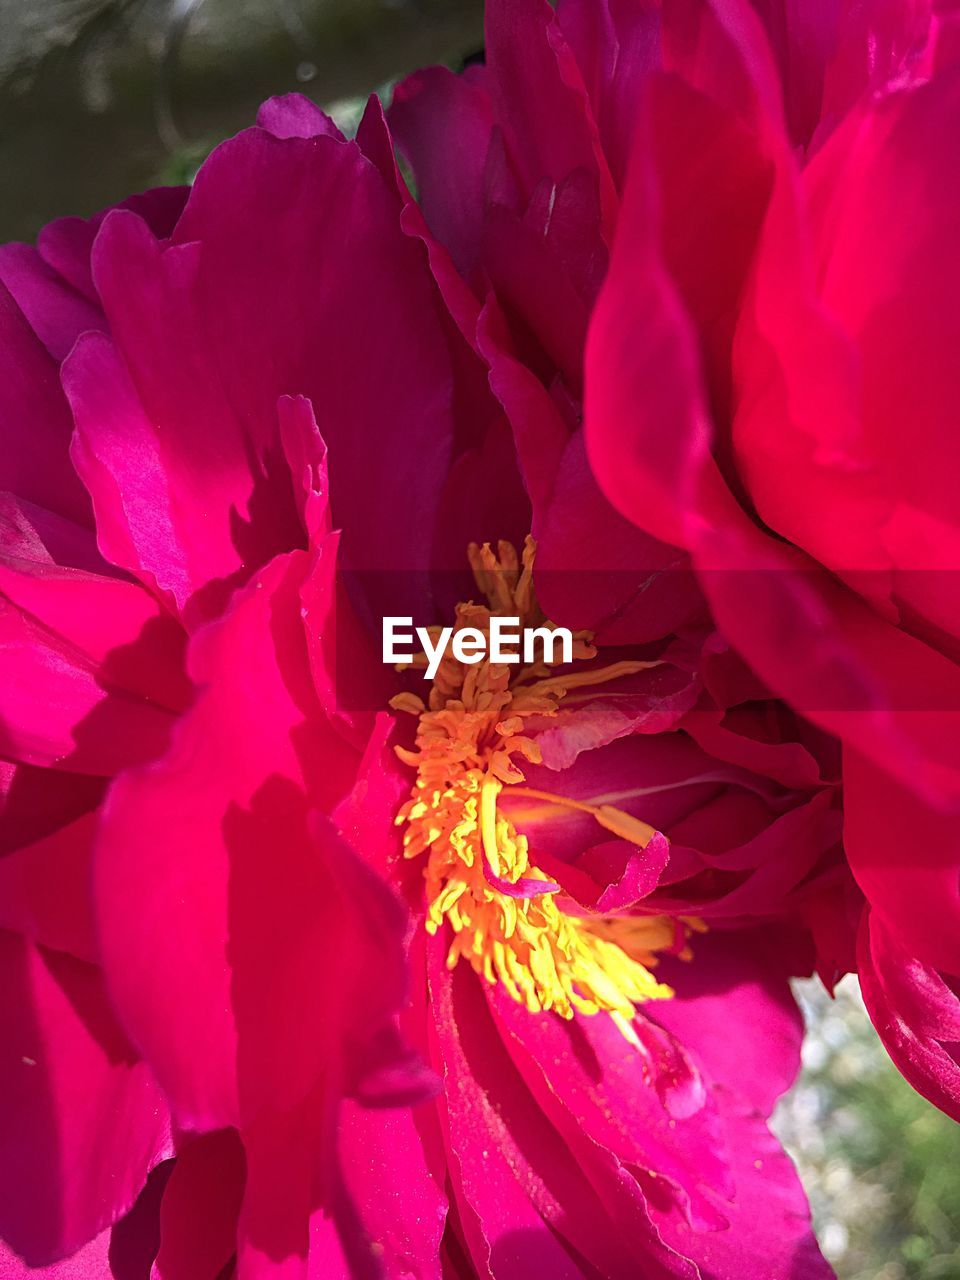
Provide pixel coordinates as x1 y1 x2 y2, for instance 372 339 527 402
277 395 331 543
331 1102 447 1280
0 284 91 527
845 749 960 978
170 125 454 616
95 553 413 1132
476 296 570 516
332 714 410 883
484 0 615 228
817 0 936 146
585 48 960 833
152 1131 245 1280
64 238 302 624
0 560 186 775
0 933 171 1266
555 0 661 185
36 187 188 302
298 531 394 742
1 1159 172 1280
503 731 780 867
0 814 98 961
0 243 104 362
491 988 734 1233
0 1230 112 1280
657 792 841 921
583 110 713 550
427 950 683 1279
529 661 701 771
390 68 495 276
858 909 960 1120
646 927 805 1117
649 1085 831 1280
0 759 102 856
257 94 345 141
534 432 704 646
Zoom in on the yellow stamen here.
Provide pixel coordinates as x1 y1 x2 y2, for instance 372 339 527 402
391 537 702 1042
506 786 661 847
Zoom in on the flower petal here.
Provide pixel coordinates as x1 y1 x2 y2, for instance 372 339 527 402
390 68 494 277
0 284 91 527
843 749 960 976
153 1131 245 1280
170 125 454 616
428 947 693 1279
646 927 805 1117
0 559 186 775
858 909 960 1120
0 932 171 1266
95 553 415 1132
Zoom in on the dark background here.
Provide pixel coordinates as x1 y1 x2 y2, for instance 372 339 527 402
0 0 482 241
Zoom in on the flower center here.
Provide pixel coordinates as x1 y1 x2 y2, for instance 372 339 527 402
390 538 698 1045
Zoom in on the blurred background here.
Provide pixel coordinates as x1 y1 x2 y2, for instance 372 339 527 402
774 979 959 1279
0 0 483 240
2 4 958 1276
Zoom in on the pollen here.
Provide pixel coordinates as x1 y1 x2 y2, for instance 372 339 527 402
390 537 701 1045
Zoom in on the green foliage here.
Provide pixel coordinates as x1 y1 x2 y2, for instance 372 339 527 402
775 979 960 1280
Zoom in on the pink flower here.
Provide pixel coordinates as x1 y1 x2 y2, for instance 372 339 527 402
391 0 960 1122
0 79 841 1279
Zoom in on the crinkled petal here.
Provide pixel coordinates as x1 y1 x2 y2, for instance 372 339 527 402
858 909 960 1120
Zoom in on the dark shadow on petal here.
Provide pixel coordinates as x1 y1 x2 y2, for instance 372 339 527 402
108 1159 174 1280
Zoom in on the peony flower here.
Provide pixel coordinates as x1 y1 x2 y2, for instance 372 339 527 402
391 0 960 1123
1 48 853 1280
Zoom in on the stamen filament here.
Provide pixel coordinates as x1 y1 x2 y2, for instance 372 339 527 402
507 787 659 847
480 776 504 876
521 658 662 695
391 537 697 1043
